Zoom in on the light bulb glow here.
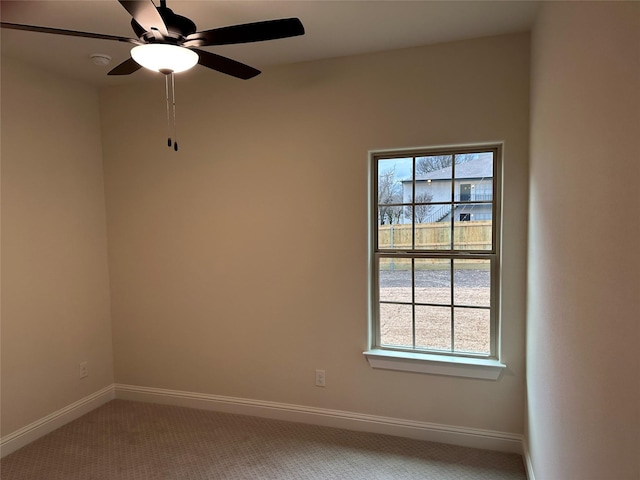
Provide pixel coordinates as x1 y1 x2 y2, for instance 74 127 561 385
131 44 199 73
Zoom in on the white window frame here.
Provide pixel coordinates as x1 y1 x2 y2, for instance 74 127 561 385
364 144 506 380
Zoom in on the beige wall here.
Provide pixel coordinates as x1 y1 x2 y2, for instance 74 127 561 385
101 33 529 434
528 2 640 479
1 57 114 436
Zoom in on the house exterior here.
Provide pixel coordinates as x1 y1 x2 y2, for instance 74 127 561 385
401 153 494 224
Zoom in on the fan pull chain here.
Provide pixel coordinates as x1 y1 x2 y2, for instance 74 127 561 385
171 72 178 152
165 74 172 148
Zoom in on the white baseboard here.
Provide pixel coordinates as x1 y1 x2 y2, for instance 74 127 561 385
0 384 115 458
522 438 536 480
115 383 523 454
0 383 524 458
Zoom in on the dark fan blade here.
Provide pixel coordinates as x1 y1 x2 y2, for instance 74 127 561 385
184 18 304 47
118 0 168 36
192 49 260 80
108 57 143 76
0 22 139 44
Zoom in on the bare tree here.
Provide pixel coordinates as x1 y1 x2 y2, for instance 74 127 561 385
404 193 434 223
416 153 478 175
377 167 403 225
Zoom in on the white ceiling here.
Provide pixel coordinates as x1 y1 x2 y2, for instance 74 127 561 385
1 1 539 87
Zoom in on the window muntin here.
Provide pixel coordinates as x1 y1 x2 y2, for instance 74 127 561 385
372 146 500 359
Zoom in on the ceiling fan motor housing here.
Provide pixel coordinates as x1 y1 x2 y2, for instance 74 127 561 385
132 7 197 44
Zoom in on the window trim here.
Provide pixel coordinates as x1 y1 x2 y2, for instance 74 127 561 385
363 349 506 380
366 144 505 379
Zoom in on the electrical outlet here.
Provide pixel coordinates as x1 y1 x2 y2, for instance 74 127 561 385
315 369 326 387
79 361 88 379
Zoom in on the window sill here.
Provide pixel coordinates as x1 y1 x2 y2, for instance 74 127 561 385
363 349 506 380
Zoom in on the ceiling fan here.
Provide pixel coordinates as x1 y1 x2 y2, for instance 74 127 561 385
1 0 305 151
1 0 305 79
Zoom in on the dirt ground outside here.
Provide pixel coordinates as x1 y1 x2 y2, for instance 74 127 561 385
378 268 491 354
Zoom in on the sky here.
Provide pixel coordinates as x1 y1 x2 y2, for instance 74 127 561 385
378 157 413 181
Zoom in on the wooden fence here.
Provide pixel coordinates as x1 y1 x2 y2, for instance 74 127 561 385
378 221 492 250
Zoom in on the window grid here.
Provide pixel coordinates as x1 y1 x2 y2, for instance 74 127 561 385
372 145 501 360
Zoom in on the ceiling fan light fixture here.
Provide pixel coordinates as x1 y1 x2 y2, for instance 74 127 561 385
131 44 198 73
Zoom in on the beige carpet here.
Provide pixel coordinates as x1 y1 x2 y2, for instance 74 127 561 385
1 400 526 479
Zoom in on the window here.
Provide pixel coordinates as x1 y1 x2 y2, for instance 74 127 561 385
365 145 504 379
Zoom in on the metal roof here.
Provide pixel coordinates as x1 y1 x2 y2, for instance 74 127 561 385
406 152 493 182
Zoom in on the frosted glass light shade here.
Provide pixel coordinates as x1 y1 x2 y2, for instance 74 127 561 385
131 44 199 73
